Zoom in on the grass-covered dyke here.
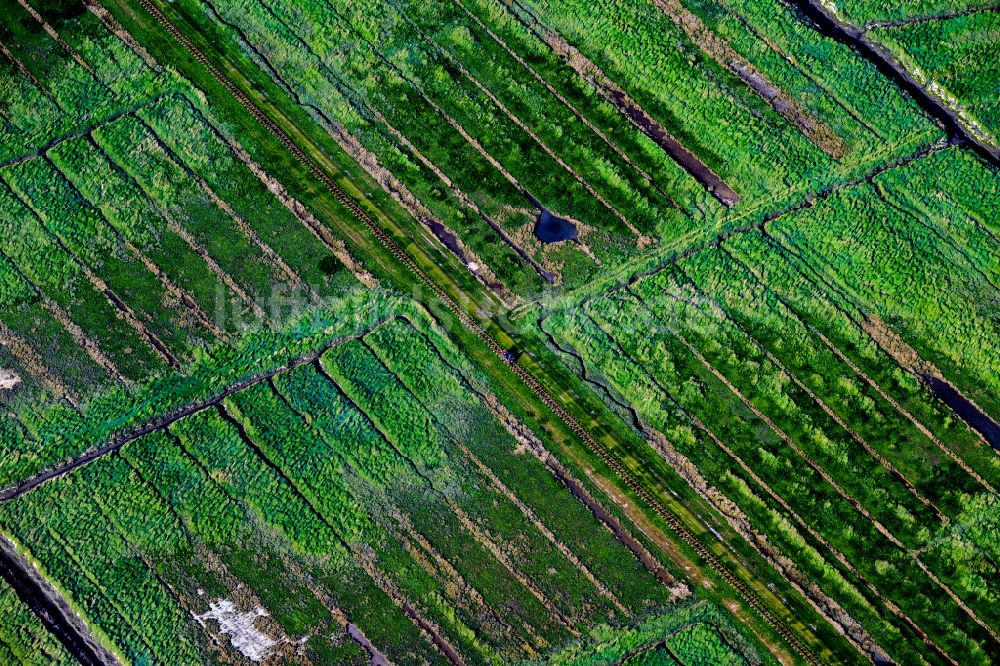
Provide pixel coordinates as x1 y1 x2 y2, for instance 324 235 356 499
0 0 996 663
0 306 777 664
538 146 1000 665
144 0 944 295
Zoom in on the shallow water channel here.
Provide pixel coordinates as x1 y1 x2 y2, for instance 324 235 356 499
926 376 1000 450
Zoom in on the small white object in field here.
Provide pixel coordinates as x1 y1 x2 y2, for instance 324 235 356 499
194 600 275 661
0 369 20 391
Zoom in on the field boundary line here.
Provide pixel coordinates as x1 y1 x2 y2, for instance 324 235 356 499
0 316 386 503
659 273 946 521
106 1 827 662
720 243 997 494
580 299 955 666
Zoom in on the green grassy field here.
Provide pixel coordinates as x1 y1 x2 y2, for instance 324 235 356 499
0 0 996 663
535 146 1000 665
0 577 74 665
0 304 780 664
872 11 1000 147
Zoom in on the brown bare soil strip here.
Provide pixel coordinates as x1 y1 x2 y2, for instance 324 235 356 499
470 388 685 596
726 245 996 494
83 1 162 72
164 220 267 321
16 0 95 74
649 0 847 158
48 246 179 369
444 498 579 636
0 39 60 108
455 441 629 616
41 297 125 385
642 423 887 662
664 284 944 521
230 112 501 297
501 0 739 206
450 0 677 202
220 134 379 288
402 319 683 596
120 237 224 339
369 110 551 283
0 321 72 401
357 557 467 666
184 121 382 290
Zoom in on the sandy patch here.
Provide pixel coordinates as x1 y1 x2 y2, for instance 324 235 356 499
194 599 276 662
0 369 21 391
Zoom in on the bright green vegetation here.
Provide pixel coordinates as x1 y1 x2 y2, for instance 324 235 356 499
537 146 1000 665
0 308 771 664
0 0 366 479
0 0 360 388
1 0 997 663
873 11 1000 145
0 4 773 664
534 601 752 665
149 0 941 294
0 579 74 665
818 0 997 25
789 0 1000 150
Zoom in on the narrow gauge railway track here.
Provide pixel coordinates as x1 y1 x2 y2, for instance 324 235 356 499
105 0 829 662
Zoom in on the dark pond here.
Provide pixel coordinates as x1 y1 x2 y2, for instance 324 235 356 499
427 219 469 263
926 376 1000 450
534 207 578 243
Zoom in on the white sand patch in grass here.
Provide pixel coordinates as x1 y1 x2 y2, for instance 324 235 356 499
0 369 20 391
194 599 276 662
